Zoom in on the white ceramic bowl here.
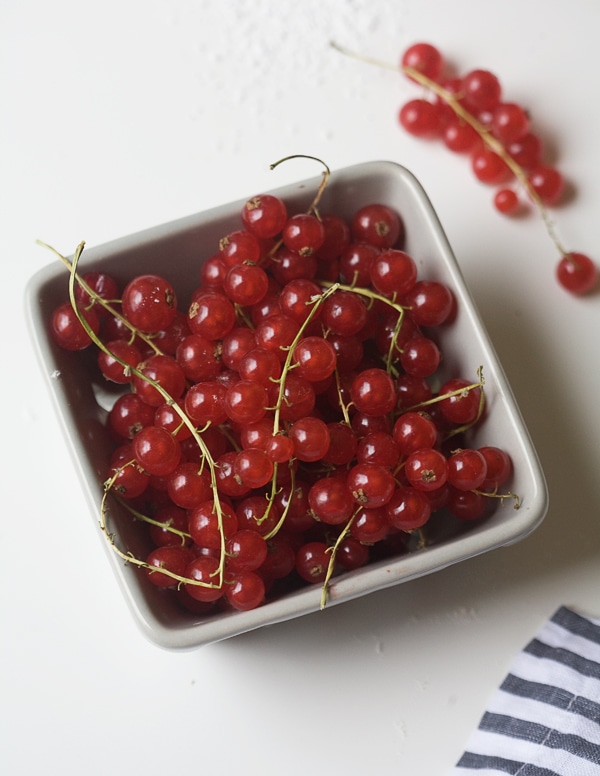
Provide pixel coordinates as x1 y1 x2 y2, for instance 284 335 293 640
25 161 549 650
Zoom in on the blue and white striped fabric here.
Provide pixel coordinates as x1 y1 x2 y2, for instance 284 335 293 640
452 606 600 775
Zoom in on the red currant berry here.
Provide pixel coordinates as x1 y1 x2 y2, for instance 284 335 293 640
479 446 513 490
471 148 512 185
184 380 228 426
446 448 488 491
98 339 142 383
401 42 444 82
188 291 236 341
167 461 213 509
121 274 177 333
347 462 395 508
289 416 331 462
402 280 454 326
527 165 564 205
219 229 262 267
176 333 221 382
74 271 120 314
145 546 194 588
295 542 331 584
241 194 288 239
370 249 418 297
132 425 181 477
392 411 437 455
399 99 443 138
184 556 225 602
350 368 396 416
462 69 502 111
399 336 441 378
442 119 481 154
339 241 381 286
351 204 404 249
555 252 598 295
282 213 325 256
188 500 238 550
350 506 390 544
308 476 355 525
235 495 281 537
385 485 432 531
446 487 489 521
438 378 482 425
321 289 368 336
132 354 186 407
233 448 274 489
50 301 100 351
404 447 449 491
108 393 155 440
223 263 269 306
292 336 337 382
225 570 266 611
494 188 520 215
224 380 268 425
491 102 530 144
507 132 543 170
226 530 269 573
316 213 351 261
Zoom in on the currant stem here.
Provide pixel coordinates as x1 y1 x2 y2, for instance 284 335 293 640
320 509 359 609
270 154 331 217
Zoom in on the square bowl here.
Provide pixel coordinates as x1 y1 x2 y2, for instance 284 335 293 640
25 160 549 650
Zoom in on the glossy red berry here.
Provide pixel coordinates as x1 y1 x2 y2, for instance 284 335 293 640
351 204 404 249
555 252 598 295
122 274 177 333
401 42 444 82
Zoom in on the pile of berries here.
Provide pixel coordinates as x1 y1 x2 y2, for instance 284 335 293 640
50 177 517 615
395 42 598 295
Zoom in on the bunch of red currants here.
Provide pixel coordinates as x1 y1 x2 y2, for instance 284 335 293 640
50 185 516 615
398 42 598 295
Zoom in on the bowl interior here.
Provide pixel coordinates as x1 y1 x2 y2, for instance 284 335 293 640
25 160 548 650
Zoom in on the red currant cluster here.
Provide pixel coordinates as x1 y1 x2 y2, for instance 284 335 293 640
50 176 518 615
396 42 598 295
400 43 562 210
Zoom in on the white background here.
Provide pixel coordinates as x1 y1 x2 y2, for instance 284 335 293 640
2 1 599 773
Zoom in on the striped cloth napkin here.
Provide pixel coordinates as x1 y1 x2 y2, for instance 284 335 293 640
451 605 600 775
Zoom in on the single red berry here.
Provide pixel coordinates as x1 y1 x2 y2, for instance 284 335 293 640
555 252 598 295
351 204 404 249
241 194 288 239
225 570 266 611
494 188 520 215
399 99 443 138
282 213 325 256
471 148 512 185
404 447 449 492
527 165 564 205
446 448 488 491
350 368 397 416
491 102 530 144
184 556 225 602
121 274 177 333
384 485 432 531
462 69 502 111
295 542 331 584
50 301 100 351
145 546 194 588
401 42 444 82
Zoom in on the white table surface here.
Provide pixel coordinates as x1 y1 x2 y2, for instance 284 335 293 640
3 1 599 773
